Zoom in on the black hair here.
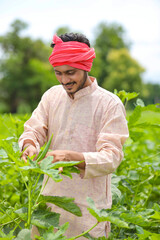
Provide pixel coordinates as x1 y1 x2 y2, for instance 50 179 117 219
50 32 90 48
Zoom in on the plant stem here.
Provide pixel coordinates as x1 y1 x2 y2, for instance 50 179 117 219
13 220 23 232
40 176 50 195
27 173 32 228
124 99 128 109
32 173 41 197
0 207 22 229
70 221 99 239
32 176 50 213
0 217 21 228
19 171 29 191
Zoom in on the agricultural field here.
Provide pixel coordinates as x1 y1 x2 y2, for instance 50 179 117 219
0 95 160 239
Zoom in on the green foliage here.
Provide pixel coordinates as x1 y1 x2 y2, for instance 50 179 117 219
0 92 160 239
55 27 71 36
0 19 58 113
140 83 160 105
89 22 145 96
115 90 139 108
39 196 82 217
14 229 31 240
87 197 129 228
0 19 159 113
102 48 145 93
0 114 30 140
0 128 83 239
35 223 69 240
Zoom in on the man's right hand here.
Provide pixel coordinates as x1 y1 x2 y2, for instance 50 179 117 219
21 145 38 161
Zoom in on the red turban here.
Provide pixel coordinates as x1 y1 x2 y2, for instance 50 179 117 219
49 34 96 72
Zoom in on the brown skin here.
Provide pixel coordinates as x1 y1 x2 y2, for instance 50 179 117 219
54 65 92 99
21 65 91 170
22 147 85 170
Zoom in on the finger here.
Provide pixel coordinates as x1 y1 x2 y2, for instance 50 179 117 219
29 151 37 161
45 152 53 158
21 153 28 163
58 167 63 173
33 154 38 161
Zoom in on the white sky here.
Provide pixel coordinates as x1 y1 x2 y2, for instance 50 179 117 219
0 0 160 84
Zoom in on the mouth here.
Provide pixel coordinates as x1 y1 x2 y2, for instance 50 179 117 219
63 82 75 90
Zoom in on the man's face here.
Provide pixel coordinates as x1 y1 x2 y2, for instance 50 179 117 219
54 65 90 97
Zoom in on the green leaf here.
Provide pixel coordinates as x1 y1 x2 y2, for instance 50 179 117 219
150 211 160 220
20 156 62 182
14 229 32 240
128 170 139 181
31 209 60 229
129 130 144 141
132 122 160 129
111 174 121 185
116 90 139 104
42 158 83 170
39 157 82 181
51 223 69 239
61 166 80 179
15 207 28 221
128 105 142 127
87 197 129 228
153 203 160 212
136 98 145 107
37 223 69 240
0 230 15 239
83 232 96 239
136 226 160 239
143 103 160 112
39 156 54 169
39 195 82 217
40 169 62 182
121 212 151 227
106 216 129 228
121 179 134 193
27 156 39 167
111 184 122 200
83 233 107 240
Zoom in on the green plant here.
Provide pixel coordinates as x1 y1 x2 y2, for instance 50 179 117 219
0 91 160 239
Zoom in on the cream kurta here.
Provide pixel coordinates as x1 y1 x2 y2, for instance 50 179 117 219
19 77 129 239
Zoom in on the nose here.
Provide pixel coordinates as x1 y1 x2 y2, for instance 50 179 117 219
61 74 71 85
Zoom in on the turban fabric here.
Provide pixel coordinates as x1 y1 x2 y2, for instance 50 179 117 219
49 34 96 72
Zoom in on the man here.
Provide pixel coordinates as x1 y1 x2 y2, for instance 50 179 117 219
19 33 129 239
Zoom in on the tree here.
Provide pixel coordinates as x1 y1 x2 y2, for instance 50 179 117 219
102 48 145 93
141 83 160 105
0 20 58 113
90 22 131 86
55 26 71 36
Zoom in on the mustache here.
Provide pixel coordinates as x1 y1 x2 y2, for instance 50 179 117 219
62 82 75 86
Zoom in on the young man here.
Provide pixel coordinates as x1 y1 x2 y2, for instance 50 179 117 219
19 33 129 239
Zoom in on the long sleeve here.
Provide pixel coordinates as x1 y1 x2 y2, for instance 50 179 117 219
21 79 128 238
83 102 129 179
18 92 49 151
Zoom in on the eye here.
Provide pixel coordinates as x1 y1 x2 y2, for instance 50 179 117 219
55 71 61 76
67 71 75 75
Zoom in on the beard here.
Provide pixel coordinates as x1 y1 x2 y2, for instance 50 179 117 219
75 71 88 92
62 71 88 95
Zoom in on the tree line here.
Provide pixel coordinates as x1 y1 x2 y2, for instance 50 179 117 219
0 20 159 113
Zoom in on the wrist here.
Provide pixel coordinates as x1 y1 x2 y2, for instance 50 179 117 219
23 143 31 150
65 151 85 169
23 140 36 150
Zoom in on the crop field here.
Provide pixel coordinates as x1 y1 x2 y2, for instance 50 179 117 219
0 99 160 239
